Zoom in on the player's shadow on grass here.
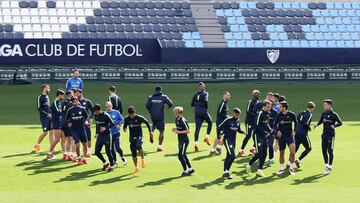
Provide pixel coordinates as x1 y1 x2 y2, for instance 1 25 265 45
16 159 78 175
2 152 35 158
191 177 225 190
136 175 185 187
164 150 206 157
54 168 105 183
123 151 158 157
89 173 135 186
225 172 280 189
235 156 251 165
291 173 324 185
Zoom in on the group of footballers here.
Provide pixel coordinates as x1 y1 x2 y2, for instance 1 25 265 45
34 70 343 178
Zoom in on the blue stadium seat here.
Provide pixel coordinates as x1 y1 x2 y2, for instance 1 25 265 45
227 40 236 48
227 17 236 25
300 40 310 47
237 41 246 47
233 33 241 40
216 10 225 17
185 41 195 48
245 41 255 47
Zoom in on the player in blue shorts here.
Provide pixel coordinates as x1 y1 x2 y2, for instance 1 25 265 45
66 96 89 165
146 86 173 152
275 101 297 175
123 106 154 174
314 99 342 175
75 89 94 157
172 106 195 176
105 102 127 166
47 89 65 158
35 84 52 152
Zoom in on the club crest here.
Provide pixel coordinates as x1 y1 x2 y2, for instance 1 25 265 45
267 49 280 64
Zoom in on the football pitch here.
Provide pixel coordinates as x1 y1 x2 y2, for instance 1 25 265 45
0 83 360 202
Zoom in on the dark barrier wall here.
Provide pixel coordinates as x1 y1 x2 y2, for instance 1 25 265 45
0 39 161 64
161 48 360 64
0 39 359 64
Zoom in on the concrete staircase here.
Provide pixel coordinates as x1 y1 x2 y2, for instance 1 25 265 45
191 0 227 48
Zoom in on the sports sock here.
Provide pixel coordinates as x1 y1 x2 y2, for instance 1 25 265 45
280 164 285 170
257 169 262 172
206 134 209 139
195 141 198 145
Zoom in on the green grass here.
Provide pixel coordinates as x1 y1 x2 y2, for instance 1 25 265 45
0 83 359 202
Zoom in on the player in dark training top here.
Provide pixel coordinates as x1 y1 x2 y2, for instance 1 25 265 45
219 108 246 180
146 86 173 152
172 106 195 176
210 91 231 155
246 100 273 177
239 90 261 156
108 86 123 115
75 89 94 157
314 99 342 175
62 91 76 161
47 89 65 159
66 96 89 165
35 84 52 152
275 101 297 175
267 99 278 165
191 82 213 151
94 104 115 172
123 106 154 174
294 101 316 168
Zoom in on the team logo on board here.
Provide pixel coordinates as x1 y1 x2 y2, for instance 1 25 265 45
267 49 280 64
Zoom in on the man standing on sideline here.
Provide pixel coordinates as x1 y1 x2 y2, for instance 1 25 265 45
66 96 89 165
210 91 231 155
35 84 52 152
66 69 83 93
191 82 213 152
239 90 261 156
108 86 123 115
47 89 65 158
146 86 173 152
94 104 115 172
105 102 127 166
314 99 342 175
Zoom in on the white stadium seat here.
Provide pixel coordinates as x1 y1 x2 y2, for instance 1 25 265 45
57 9 66 16
77 17 86 24
1 1 10 8
13 16 22 24
74 1 83 8
40 17 49 23
21 9 30 16
76 9 85 16
3 16 12 23
22 17 31 24
51 25 61 32
59 17 67 24
38 1 47 8
52 33 62 39
83 1 92 8
42 25 51 32
23 25 32 32
65 1 74 8
33 24 42 32
50 17 58 24
31 17 40 23
24 33 34 39
39 9 49 16
92 1 101 8
2 9 11 16
10 1 18 8
11 9 20 16
57 1 65 8
67 9 76 16
68 17 77 24
14 24 23 32
30 9 39 16
43 33 52 38
84 9 93 16
34 33 43 38
60 25 69 32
